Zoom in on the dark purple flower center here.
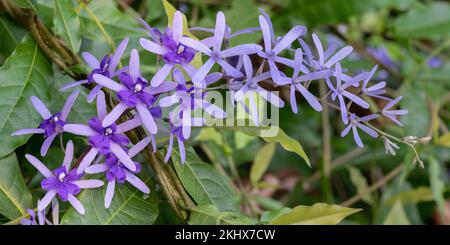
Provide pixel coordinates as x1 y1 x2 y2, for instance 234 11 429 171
160 29 195 64
41 166 82 201
87 55 111 83
104 154 141 183
117 73 156 107
88 117 130 155
210 51 221 61
39 113 65 137
266 51 276 60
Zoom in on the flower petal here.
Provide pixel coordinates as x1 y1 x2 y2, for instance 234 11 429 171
273 26 305 55
192 58 215 85
213 11 226 51
128 137 151 158
105 180 115 208
40 133 57 156
129 49 140 82
136 103 157 134
87 84 102 103
165 134 174 162
62 140 74 170
172 11 183 43
217 59 242 77
67 194 85 215
85 164 108 174
38 190 56 212
30 96 52 119
357 124 378 138
220 44 262 58
324 46 353 68
352 126 364 148
110 142 136 172
25 154 53 178
93 74 124 92
77 147 99 174
116 116 141 134
258 15 272 51
312 33 324 65
109 37 129 73
59 80 87 91
180 37 212 55
82 52 99 68
295 83 322 111
61 90 79 120
290 85 298 113
151 63 173 87
125 171 150 193
64 124 96 136
102 103 128 128
140 38 166 55
72 179 104 189
11 128 44 136
343 91 369 109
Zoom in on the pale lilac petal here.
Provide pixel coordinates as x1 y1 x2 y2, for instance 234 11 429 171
257 88 285 107
38 190 56 211
290 85 298 113
25 154 53 178
243 55 253 80
151 64 173 87
312 34 324 65
202 101 227 118
295 83 322 111
384 96 403 110
341 124 352 137
293 49 303 77
125 171 150 193
323 43 338 60
30 96 51 119
234 85 249 102
159 94 178 107
96 90 107 121
67 194 85 215
140 38 166 55
102 103 128 128
180 37 212 55
128 137 150 158
40 132 57 156
367 82 386 92
213 11 226 51
220 44 262 58
148 81 177 95
51 199 59 225
11 128 44 136
338 95 348 124
182 111 192 139
335 63 342 87
343 91 369 109
230 27 260 39
357 124 378 138
61 90 79 120
385 113 404 126
177 138 186 163
217 59 242 77
268 60 280 83
110 142 136 172
259 15 272 51
63 124 96 136
85 164 108 174
77 147 99 174
59 80 88 91
204 72 222 86
82 52 99 68
87 85 102 103
116 117 141 134
129 49 140 81
274 56 295 68
151 134 156 152
109 37 129 73
190 26 215 33
136 103 157 134
296 70 332 82
93 74 124 92
352 126 364 148
172 11 183 43
359 114 379 122
386 109 408 116
323 46 353 68
105 180 115 208
248 94 259 126
192 58 215 85
273 26 306 55
72 179 104 189
165 134 174 162
62 140 74 170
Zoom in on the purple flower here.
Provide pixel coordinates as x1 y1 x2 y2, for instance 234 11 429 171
257 14 306 83
180 11 262 85
300 33 353 72
159 68 223 139
63 91 140 174
140 11 196 87
85 137 150 208
325 63 369 124
164 119 187 163
278 49 332 113
427 56 443 69
382 96 408 126
341 114 379 148
12 90 79 156
60 38 129 102
234 55 285 125
94 49 174 135
367 46 396 68
25 141 104 215
190 22 260 47
361 65 390 100
20 208 44 225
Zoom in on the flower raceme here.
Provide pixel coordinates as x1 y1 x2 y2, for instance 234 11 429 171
13 8 410 223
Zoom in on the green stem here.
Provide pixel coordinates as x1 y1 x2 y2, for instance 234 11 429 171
319 81 334 203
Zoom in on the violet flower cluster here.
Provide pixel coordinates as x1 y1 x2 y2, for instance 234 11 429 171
12 8 408 224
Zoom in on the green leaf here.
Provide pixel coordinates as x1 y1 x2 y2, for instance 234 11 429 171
260 208 291 224
383 201 411 225
162 0 202 68
222 125 310 167
250 143 276 185
394 2 450 39
0 153 33 220
188 205 256 225
0 36 52 158
428 156 445 216
171 146 238 211
224 0 259 46
194 127 223 146
269 203 361 225
347 166 373 205
0 16 27 58
53 0 81 52
60 178 158 225
401 85 429 136
384 186 434 205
